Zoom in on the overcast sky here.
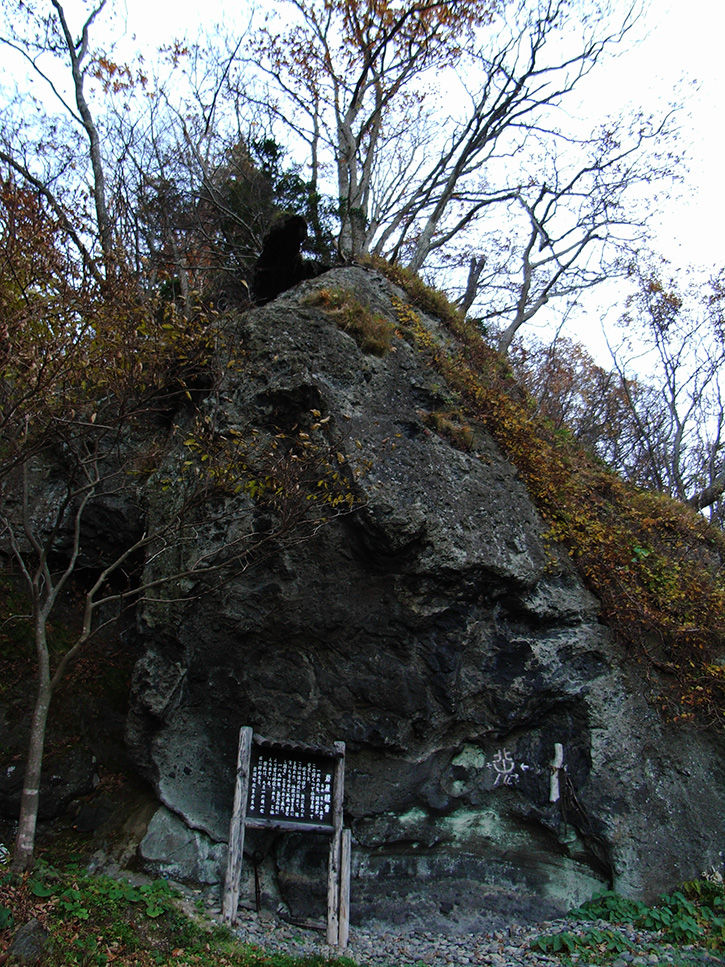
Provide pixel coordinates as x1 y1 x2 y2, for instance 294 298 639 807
113 0 722 273
4 0 719 359
98 0 717 364
607 0 723 271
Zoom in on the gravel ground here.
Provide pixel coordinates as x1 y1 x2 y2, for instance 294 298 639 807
223 908 725 966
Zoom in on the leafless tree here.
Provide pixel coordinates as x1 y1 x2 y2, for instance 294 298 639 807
1 322 353 870
0 2 267 300
246 0 495 257
515 264 725 523
606 263 725 518
489 113 671 353
241 0 674 342
0 173 352 869
0 0 118 277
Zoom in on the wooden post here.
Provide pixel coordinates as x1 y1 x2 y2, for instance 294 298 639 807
222 726 253 924
221 730 349 939
326 741 345 945
338 827 352 949
550 742 564 803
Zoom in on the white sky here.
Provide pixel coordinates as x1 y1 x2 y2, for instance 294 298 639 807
601 0 724 271
5 0 721 360
568 0 724 358
113 0 724 276
111 0 723 367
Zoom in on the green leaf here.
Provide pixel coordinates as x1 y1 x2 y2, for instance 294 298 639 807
29 880 54 897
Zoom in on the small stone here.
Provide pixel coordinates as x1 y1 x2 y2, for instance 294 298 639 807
6 919 50 965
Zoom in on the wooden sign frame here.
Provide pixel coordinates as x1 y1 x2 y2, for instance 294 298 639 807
222 727 351 948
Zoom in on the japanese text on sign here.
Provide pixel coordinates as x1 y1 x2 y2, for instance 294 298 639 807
247 750 334 826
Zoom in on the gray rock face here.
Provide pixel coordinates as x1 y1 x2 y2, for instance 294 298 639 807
6 919 50 965
127 267 725 930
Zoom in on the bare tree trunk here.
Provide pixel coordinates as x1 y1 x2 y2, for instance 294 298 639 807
458 256 486 316
336 111 361 259
12 622 52 872
497 229 539 354
688 474 725 513
51 0 113 275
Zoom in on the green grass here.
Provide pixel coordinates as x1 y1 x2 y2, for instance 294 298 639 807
0 862 355 967
3 862 724 967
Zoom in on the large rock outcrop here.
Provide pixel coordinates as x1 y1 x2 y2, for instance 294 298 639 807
126 267 725 932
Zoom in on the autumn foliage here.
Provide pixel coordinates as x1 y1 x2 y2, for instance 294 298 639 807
0 178 213 457
0 176 220 870
378 258 725 730
0 0 714 878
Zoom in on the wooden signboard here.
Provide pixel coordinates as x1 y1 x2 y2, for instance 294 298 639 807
246 744 335 829
222 727 350 948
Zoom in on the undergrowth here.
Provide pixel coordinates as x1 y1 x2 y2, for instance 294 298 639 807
372 257 725 729
305 287 396 355
0 862 354 967
532 880 725 965
2 863 723 967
